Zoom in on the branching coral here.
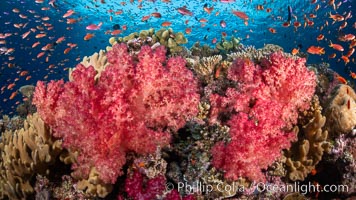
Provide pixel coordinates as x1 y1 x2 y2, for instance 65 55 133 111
0 113 62 199
210 52 316 182
33 44 200 189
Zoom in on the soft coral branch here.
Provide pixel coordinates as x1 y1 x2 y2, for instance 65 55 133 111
33 44 200 184
210 52 316 181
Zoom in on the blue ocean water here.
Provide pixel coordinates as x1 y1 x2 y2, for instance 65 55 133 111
0 0 355 115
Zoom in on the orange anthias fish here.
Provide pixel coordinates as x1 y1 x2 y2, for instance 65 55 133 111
161 21 172 27
317 34 324 41
350 71 356 79
203 5 214 14
291 48 299 55
329 12 344 22
232 10 249 21
341 55 349 64
185 27 192 34
151 12 161 18
336 75 347 84
329 41 344 51
268 28 277 33
307 46 325 55
63 9 74 18
84 33 94 40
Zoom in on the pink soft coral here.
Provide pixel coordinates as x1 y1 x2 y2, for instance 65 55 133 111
210 52 316 181
33 44 200 184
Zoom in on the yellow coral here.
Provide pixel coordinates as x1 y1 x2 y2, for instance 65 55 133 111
285 96 330 181
76 167 113 198
69 49 109 81
0 113 62 199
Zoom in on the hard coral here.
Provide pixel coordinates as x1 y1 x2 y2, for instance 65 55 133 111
33 44 200 186
210 52 316 182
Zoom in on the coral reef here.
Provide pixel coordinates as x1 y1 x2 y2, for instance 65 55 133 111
71 49 109 81
0 113 62 199
227 44 299 63
124 170 166 200
112 28 189 55
187 55 222 83
215 36 242 53
3 29 356 199
209 52 316 181
324 84 356 137
76 167 113 198
0 115 24 133
285 96 331 181
330 133 356 196
190 41 219 57
16 85 37 117
32 44 200 195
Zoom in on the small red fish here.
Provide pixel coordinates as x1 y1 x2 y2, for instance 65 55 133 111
220 20 226 28
232 10 249 20
35 33 47 38
341 55 349 64
56 36 65 44
37 51 45 58
177 6 193 16
86 22 102 30
83 33 94 40
317 34 324 41
346 48 355 57
291 48 299 55
336 75 347 84
203 6 214 14
212 37 217 44
329 12 344 22
307 46 325 55
63 9 74 18
268 27 277 33
329 41 344 51
111 29 122 35
64 47 71 54
350 72 356 79
161 21 172 27
141 15 150 21
185 27 192 34
151 12 161 18
9 91 17 100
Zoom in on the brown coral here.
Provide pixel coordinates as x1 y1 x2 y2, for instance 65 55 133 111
285 96 330 181
76 167 113 198
0 113 62 199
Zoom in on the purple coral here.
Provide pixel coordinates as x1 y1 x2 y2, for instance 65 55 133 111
33 44 200 184
210 52 316 181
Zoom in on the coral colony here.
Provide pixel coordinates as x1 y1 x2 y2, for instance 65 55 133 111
1 29 356 200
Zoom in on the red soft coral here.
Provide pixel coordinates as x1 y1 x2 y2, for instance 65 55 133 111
210 52 316 181
33 43 200 184
125 171 166 200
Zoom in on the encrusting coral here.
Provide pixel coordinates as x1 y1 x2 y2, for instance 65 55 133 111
0 113 62 199
285 96 331 181
324 84 356 137
32 43 200 193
